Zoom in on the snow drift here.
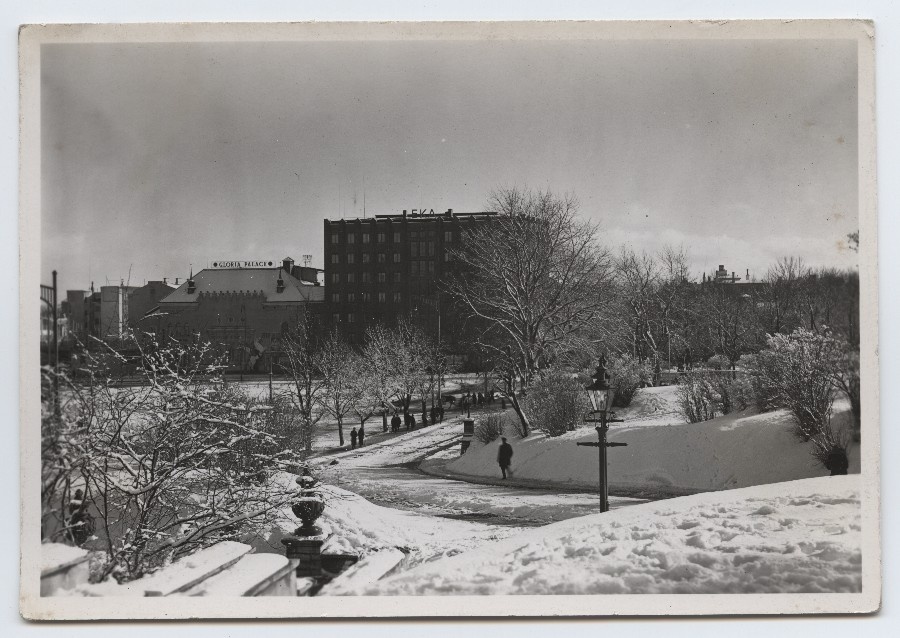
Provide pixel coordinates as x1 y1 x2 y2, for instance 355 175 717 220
360 475 863 595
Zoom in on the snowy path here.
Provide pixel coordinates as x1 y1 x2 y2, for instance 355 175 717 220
310 414 644 528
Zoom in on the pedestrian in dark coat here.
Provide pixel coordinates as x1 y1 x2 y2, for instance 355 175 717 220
497 437 513 479
421 410 428 426
409 412 417 429
391 414 401 433
357 424 365 447
350 427 358 449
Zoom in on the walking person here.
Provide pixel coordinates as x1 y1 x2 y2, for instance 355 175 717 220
391 413 401 433
357 423 365 447
409 412 417 430
497 437 513 480
350 427 358 449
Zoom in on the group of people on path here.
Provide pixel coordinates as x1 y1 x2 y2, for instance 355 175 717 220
349 424 365 449
458 390 496 413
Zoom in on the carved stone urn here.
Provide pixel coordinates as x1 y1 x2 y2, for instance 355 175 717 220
289 470 325 537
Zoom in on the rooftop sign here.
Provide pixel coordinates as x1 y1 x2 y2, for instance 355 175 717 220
211 260 275 269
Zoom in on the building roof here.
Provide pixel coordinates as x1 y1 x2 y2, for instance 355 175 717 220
160 267 324 305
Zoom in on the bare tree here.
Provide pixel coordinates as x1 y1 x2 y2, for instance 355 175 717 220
445 187 614 433
318 330 359 447
282 313 326 452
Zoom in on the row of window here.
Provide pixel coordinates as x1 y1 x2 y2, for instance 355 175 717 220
330 231 456 245
330 271 407 284
332 306 399 324
331 252 403 264
331 291 403 304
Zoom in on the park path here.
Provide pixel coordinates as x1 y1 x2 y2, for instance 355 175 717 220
311 414 644 528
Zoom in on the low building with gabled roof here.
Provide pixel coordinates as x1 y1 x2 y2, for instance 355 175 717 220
145 257 324 372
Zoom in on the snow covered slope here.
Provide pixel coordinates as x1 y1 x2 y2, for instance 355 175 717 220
360 475 863 595
448 387 860 492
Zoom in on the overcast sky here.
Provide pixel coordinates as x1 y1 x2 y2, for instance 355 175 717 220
41 37 858 292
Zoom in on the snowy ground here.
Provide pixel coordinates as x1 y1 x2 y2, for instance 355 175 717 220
305 413 641 528
448 386 860 494
350 475 863 595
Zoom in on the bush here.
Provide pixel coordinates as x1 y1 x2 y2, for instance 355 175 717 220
707 373 753 415
524 369 590 437
474 412 504 443
676 371 718 423
609 354 653 408
707 354 729 371
741 352 780 413
758 329 841 441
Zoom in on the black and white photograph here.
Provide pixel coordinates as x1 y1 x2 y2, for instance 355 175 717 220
19 19 879 619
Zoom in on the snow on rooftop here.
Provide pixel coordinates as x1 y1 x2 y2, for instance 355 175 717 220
41 543 89 575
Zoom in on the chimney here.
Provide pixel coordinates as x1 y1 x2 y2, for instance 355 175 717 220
175 277 179 285
445 208 453 217
276 273 285 293
746 269 750 281
282 257 294 273
731 271 736 282
163 277 167 285
187 268 196 294
402 209 407 218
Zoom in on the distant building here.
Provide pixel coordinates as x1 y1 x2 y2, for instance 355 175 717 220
702 264 765 297
128 280 177 330
154 257 324 371
323 208 496 347
100 284 140 340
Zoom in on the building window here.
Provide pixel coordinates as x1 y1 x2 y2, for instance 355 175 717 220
331 233 339 244
378 292 386 303
332 313 340 323
444 253 452 263
347 313 356 323
331 273 340 284
427 260 435 275
444 230 453 242
411 261 419 276
362 233 370 244
393 253 401 263
377 253 386 263
377 232 386 243
393 272 401 283
393 292 402 303
411 243 418 258
347 253 355 264
362 292 371 303
347 273 356 283
331 254 340 264
347 292 356 303
378 272 386 283
362 272 371 283
428 241 435 257
331 293 340 303
393 232 401 243
362 253 370 264
347 233 356 245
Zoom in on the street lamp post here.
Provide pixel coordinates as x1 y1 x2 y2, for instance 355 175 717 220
577 354 627 513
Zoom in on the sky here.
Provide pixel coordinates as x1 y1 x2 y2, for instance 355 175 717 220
40 37 859 293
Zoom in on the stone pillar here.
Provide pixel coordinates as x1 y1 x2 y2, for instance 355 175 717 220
282 533 327 579
461 418 474 455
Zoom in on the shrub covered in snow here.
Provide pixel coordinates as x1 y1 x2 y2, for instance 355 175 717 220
609 354 653 408
42 331 297 584
675 371 718 423
474 412 504 443
524 368 590 437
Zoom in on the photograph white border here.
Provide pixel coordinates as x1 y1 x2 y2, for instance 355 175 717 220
17 18 880 621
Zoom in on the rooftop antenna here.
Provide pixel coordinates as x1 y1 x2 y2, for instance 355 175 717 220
363 176 367 218
302 255 312 267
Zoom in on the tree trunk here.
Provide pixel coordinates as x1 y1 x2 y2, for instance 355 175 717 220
337 417 344 446
510 394 530 437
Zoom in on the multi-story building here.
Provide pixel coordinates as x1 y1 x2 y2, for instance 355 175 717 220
323 208 496 348
99 283 140 340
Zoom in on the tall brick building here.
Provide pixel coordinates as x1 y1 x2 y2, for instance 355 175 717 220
323 208 496 348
